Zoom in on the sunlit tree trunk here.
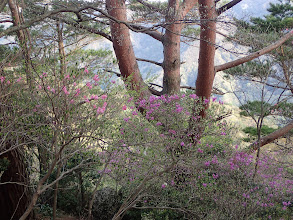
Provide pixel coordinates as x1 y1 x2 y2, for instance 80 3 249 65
196 0 217 117
106 0 151 98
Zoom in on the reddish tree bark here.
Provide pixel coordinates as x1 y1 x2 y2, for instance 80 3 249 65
196 0 217 101
194 0 217 119
250 120 293 151
162 0 197 94
107 0 197 96
215 31 293 72
106 0 151 98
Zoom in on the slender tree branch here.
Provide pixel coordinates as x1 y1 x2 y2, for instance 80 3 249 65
149 83 225 95
215 31 293 72
136 58 162 66
217 0 243 15
50 16 112 41
249 120 293 151
135 0 163 12
130 24 163 41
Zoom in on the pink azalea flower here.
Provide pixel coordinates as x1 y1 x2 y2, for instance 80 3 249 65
63 86 69 95
93 75 99 82
86 82 92 89
205 161 210 166
84 67 89 74
122 105 127 110
128 97 134 102
16 77 22 82
97 107 105 114
101 94 107 100
189 94 197 99
75 88 81 97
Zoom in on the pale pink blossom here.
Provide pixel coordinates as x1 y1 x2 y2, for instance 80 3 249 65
101 94 107 100
63 86 69 95
86 82 92 89
16 77 22 82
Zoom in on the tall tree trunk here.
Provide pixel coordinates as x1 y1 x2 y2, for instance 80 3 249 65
106 0 151 98
196 0 217 117
162 0 182 94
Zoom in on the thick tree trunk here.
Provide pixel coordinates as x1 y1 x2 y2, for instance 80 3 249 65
162 0 197 95
106 0 151 98
162 0 182 94
0 144 32 220
196 0 217 104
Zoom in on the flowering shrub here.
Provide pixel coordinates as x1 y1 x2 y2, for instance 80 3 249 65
1 67 292 219
92 92 293 219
